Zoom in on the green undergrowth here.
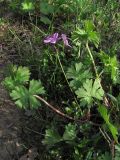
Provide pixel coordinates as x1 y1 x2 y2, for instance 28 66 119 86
1 0 120 159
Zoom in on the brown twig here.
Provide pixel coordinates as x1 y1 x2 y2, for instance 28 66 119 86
34 95 101 126
34 95 74 121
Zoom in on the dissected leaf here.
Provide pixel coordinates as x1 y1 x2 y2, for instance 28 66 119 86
29 79 45 95
75 79 104 106
91 79 104 100
15 66 30 84
3 65 30 91
10 80 45 109
29 80 45 108
42 128 62 147
63 123 76 141
10 86 29 109
72 20 100 47
67 63 92 90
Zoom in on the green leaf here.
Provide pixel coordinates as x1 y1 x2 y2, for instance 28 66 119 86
40 16 51 25
72 28 88 43
63 123 76 141
84 21 100 47
22 1 34 10
3 65 30 91
10 80 45 109
29 79 45 109
110 56 119 83
91 79 104 100
84 20 95 33
3 77 16 91
10 86 29 109
99 51 119 84
40 2 54 15
67 63 92 90
42 128 62 147
107 93 118 103
88 31 100 48
72 20 100 47
98 105 110 123
98 105 118 142
108 123 118 143
75 79 104 106
15 66 30 84
98 152 112 160
115 144 120 160
29 79 45 95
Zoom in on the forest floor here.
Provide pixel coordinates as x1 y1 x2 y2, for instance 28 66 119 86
0 24 39 160
0 48 23 159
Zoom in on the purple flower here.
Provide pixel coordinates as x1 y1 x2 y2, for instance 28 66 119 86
44 33 59 44
44 33 71 47
61 34 71 47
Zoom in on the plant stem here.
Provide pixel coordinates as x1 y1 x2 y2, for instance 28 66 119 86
54 47 81 111
86 42 109 107
34 95 74 121
34 95 101 126
86 42 99 78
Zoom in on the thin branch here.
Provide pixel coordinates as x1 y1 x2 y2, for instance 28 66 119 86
34 95 74 121
34 95 101 127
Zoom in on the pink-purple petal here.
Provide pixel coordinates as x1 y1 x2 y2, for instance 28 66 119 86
44 33 71 47
44 33 59 44
61 34 71 47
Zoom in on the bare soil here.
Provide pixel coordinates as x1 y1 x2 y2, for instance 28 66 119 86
0 47 38 160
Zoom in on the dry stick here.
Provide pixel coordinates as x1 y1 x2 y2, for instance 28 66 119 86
34 95 101 126
34 95 74 121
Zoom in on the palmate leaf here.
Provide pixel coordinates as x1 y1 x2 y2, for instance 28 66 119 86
43 123 76 147
42 128 62 147
98 105 118 142
67 63 92 90
15 66 30 84
29 80 45 95
3 65 30 91
75 79 104 107
72 20 100 47
3 77 16 91
10 86 29 109
29 80 45 109
63 123 76 141
84 20 100 48
10 80 45 109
